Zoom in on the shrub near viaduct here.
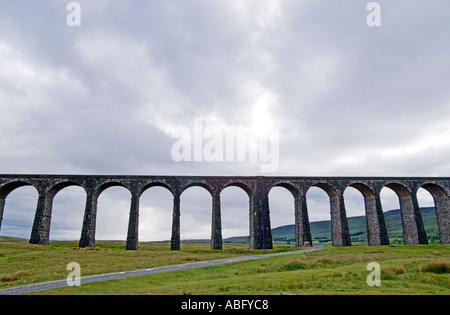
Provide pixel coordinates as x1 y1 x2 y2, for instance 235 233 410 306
0 175 449 250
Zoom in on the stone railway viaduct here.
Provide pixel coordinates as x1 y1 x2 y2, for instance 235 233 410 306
0 175 449 250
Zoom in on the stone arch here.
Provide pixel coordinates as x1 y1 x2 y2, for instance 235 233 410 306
93 180 132 200
0 180 37 199
219 185 252 244
309 182 338 199
180 180 214 198
305 184 332 245
343 184 370 244
179 182 214 245
270 182 300 199
347 182 375 199
222 181 254 198
28 180 87 246
217 181 257 249
385 182 411 198
0 181 39 236
382 181 427 245
418 183 450 244
47 180 86 199
139 182 175 198
345 182 389 246
138 184 174 243
94 181 132 241
48 181 87 241
267 182 300 245
420 183 448 199
123 181 177 250
305 181 342 202
306 182 351 246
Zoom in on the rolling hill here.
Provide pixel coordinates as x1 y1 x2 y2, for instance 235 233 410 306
224 207 440 245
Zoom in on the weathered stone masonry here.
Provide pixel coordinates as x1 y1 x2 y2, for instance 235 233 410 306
0 175 449 250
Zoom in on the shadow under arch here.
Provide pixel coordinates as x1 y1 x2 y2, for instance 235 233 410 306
418 183 450 244
306 182 351 246
382 182 428 245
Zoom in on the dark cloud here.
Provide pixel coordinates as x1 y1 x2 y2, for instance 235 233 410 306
1 1 449 240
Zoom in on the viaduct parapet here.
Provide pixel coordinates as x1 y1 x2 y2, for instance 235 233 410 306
0 175 449 250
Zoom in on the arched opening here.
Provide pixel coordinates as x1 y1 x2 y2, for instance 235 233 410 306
416 187 437 243
220 185 250 243
306 183 351 246
0 183 38 239
180 185 212 247
139 185 173 244
380 185 403 244
268 185 296 245
344 185 368 244
418 184 448 244
50 185 86 241
306 186 333 245
380 182 428 245
96 185 131 241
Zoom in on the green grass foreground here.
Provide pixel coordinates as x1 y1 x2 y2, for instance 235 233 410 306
1 236 449 295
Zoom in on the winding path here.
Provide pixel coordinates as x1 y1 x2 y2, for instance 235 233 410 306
0 246 325 295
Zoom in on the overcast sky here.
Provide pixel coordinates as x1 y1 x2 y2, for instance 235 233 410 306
1 1 449 242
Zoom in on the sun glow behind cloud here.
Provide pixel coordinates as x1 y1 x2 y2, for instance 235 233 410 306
250 89 278 136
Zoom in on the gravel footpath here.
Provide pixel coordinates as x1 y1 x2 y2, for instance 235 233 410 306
0 246 325 295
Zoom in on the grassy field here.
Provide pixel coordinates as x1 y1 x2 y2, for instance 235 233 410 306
1 236 449 295
260 207 440 245
0 236 297 290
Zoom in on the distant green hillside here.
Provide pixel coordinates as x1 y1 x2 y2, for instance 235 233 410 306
224 207 440 245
